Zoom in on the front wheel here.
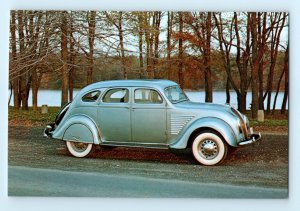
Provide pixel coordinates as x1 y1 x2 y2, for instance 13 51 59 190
66 141 94 158
192 132 227 166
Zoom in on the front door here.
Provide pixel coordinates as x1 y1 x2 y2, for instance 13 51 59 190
131 88 167 144
98 88 131 142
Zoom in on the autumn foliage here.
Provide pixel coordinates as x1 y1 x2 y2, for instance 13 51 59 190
9 11 289 118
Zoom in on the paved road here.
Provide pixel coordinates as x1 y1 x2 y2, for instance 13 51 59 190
8 166 287 198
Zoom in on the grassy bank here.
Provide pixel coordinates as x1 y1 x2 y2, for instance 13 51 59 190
8 106 288 132
9 106 60 126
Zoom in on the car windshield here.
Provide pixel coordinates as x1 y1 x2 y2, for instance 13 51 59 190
164 85 189 104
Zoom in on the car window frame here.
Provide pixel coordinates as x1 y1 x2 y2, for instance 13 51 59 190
164 85 189 104
133 88 164 105
81 90 101 103
101 87 130 104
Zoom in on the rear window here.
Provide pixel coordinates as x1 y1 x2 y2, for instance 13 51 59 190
82 91 101 102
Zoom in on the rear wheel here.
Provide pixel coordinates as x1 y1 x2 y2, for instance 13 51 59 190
192 132 227 165
66 141 94 158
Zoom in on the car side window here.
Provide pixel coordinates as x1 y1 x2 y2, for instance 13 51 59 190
134 89 163 104
82 90 101 102
103 88 129 103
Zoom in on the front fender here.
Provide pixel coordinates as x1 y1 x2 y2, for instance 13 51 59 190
170 117 238 149
52 115 101 144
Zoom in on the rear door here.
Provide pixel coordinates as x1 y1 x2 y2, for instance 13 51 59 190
97 88 131 142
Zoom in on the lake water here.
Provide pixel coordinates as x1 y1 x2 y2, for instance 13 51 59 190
8 89 288 109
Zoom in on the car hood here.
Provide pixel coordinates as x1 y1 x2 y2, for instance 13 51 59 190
174 101 232 112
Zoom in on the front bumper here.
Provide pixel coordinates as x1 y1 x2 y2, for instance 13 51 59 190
43 123 55 138
238 131 261 146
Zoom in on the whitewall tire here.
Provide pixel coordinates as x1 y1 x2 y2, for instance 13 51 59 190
66 141 94 158
192 132 227 166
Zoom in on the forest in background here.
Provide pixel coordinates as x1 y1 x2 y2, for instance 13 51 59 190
9 11 289 119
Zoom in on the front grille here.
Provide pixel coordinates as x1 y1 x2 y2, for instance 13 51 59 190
231 107 248 138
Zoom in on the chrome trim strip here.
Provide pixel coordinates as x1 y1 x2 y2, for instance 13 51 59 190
170 115 195 135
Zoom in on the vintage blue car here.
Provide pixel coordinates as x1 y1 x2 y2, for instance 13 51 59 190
44 80 261 165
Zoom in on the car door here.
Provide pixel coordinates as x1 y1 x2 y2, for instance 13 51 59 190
131 88 167 144
97 87 131 142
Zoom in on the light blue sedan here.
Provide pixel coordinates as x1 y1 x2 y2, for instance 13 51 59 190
44 80 261 165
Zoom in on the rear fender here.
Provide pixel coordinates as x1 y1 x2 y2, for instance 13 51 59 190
52 115 101 144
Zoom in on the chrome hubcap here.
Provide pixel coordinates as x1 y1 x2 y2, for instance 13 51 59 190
199 139 218 159
72 142 88 152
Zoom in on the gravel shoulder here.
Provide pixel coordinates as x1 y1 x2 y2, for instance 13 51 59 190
8 126 288 190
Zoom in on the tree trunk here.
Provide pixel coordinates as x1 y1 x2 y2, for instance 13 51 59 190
87 11 96 84
258 61 264 110
167 12 173 80
30 11 42 112
138 13 144 78
18 10 29 110
32 70 38 112
226 76 230 104
215 13 241 108
153 12 161 78
9 82 13 106
69 13 75 101
281 45 289 114
118 12 127 79
204 12 212 102
272 66 284 113
61 11 69 106
250 12 259 119
266 13 286 113
144 13 154 79
178 12 184 88
234 12 250 113
258 13 266 110
10 11 20 110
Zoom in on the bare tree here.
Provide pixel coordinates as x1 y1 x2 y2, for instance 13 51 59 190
137 12 144 78
105 12 127 79
10 11 20 110
178 12 184 88
153 11 162 78
273 44 288 113
183 12 213 102
203 12 212 102
281 44 289 114
167 11 174 80
265 13 287 113
249 12 259 118
61 11 69 106
86 11 97 84
8 11 288 114
17 10 29 110
214 13 239 106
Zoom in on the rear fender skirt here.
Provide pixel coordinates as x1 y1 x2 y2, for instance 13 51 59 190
52 115 101 144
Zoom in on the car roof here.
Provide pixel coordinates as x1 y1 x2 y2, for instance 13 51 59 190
81 79 178 92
